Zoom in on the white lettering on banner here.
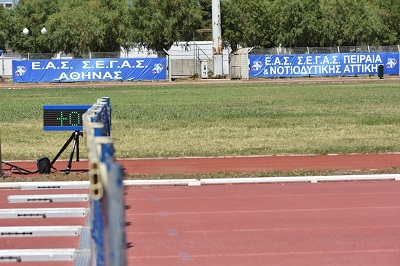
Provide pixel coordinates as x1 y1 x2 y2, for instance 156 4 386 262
109 60 119 68
343 54 382 64
31 62 40 70
265 56 272 65
265 57 292 66
58 71 122 80
30 59 151 74
343 64 379 73
114 59 147 68
297 55 340 65
264 64 341 75
32 61 72 70
82 72 91 79
264 55 342 66
44 61 57 69
96 61 105 68
255 53 393 77
120 60 131 68
136 60 145 68
82 61 91 69
80 60 150 69
60 61 70 69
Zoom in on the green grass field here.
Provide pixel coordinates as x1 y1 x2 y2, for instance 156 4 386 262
2 81 400 161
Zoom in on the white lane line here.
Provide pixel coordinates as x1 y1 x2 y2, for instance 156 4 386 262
124 191 400 202
0 174 398 190
130 249 399 260
126 206 400 216
126 224 400 235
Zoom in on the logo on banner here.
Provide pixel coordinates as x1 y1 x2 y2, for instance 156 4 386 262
251 61 264 71
15 66 27 76
152 63 164 74
386 58 398 68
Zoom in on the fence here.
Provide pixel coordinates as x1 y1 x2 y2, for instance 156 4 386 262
250 45 400 55
2 45 400 79
0 41 231 79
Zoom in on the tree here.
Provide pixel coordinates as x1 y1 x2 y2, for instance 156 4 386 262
90 0 131 52
271 0 321 47
45 0 103 56
197 0 212 41
371 0 400 44
0 6 9 51
3 0 400 55
222 0 274 52
318 0 384 46
128 0 203 52
10 0 59 53
8 0 130 55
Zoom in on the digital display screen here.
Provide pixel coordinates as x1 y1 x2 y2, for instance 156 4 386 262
43 105 92 131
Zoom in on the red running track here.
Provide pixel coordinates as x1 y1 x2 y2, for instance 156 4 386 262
125 181 400 266
1 154 400 265
2 153 400 176
0 189 88 266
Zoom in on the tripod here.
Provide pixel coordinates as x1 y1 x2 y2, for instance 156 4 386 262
51 131 83 174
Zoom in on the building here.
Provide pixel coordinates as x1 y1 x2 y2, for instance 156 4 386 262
0 0 17 8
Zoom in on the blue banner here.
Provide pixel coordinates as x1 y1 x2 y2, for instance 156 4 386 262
12 58 166 82
249 53 399 78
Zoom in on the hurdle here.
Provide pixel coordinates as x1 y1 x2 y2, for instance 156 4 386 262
82 97 126 266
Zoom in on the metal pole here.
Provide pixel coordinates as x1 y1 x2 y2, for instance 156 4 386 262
212 0 223 76
34 33 37 54
1 50 4 78
163 49 172 82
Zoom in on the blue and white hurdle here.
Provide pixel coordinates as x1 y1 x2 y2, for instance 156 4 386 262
83 97 126 266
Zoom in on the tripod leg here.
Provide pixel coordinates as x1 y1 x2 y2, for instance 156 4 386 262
65 132 79 174
76 132 82 162
51 132 75 167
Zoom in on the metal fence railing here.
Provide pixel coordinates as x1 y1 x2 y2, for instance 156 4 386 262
2 45 400 79
251 45 400 55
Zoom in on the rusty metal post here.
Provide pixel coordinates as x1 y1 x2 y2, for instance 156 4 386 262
212 0 223 76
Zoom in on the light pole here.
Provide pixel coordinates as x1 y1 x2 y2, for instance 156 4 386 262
0 50 4 79
22 27 47 54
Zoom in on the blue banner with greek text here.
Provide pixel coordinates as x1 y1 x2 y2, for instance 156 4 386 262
249 53 399 78
12 58 166 82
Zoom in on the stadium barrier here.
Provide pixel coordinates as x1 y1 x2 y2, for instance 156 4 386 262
82 97 126 266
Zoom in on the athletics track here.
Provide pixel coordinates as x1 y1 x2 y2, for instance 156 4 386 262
1 153 400 265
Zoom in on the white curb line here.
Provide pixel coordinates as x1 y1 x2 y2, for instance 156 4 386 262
0 174 398 190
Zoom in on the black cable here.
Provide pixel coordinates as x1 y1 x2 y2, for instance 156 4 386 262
1 161 39 175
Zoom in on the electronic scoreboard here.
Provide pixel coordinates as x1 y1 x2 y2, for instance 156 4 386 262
43 105 92 131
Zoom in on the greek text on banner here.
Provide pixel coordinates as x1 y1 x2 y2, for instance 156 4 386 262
12 58 167 83
249 53 399 78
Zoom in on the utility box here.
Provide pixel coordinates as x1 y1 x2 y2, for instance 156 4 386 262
201 60 208 79
378 64 384 79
